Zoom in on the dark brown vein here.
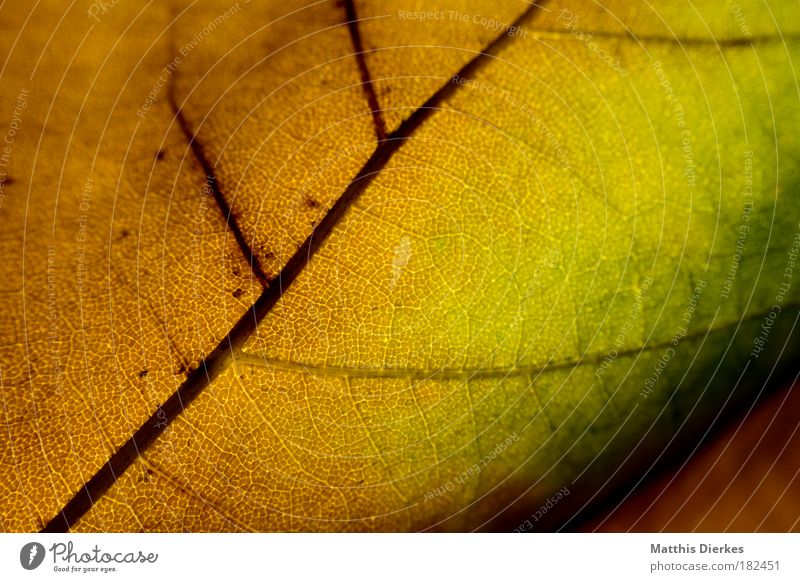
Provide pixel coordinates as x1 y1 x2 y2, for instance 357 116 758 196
167 86 271 289
41 0 549 533
343 0 387 141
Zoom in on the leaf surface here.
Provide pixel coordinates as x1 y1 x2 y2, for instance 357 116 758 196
1 0 799 532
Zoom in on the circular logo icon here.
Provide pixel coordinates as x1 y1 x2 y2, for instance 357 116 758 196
20 542 46 570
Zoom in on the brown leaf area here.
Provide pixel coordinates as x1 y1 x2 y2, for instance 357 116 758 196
0 0 537 532
1 0 799 533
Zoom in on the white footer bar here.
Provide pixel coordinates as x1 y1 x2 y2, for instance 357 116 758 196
1 533 797 581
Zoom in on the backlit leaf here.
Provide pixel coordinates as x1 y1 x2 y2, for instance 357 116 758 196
1 0 799 532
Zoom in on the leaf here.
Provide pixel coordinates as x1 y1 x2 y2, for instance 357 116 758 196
590 378 800 531
1 0 799 532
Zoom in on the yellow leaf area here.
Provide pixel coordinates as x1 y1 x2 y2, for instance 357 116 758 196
1 0 799 532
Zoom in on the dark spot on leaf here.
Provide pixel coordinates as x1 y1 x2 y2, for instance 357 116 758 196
138 369 149 379
155 149 166 161
232 267 241 277
2 176 14 186
232 288 244 298
305 196 320 208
